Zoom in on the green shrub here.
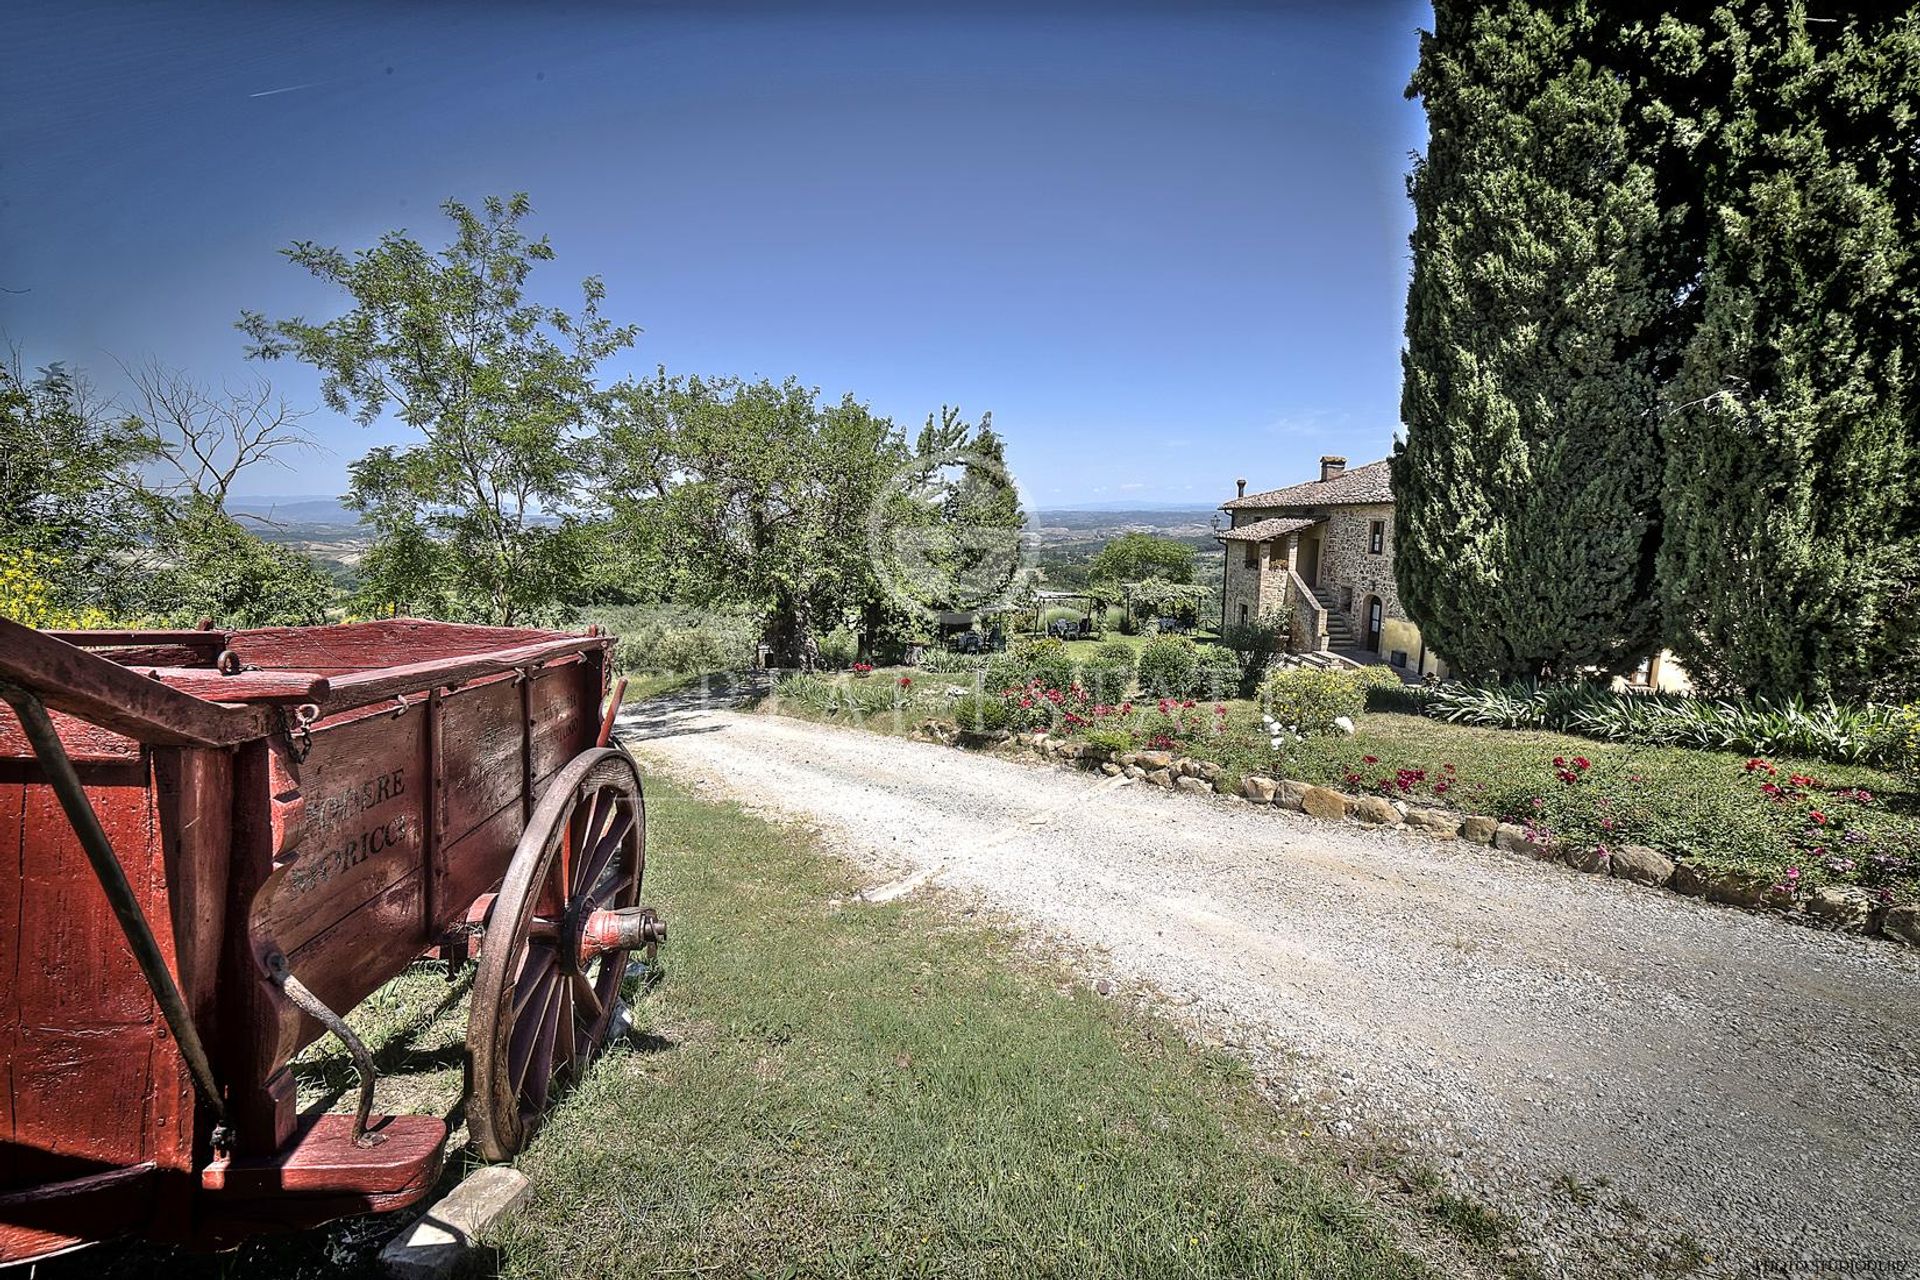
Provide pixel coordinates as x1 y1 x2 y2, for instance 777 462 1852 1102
1093 638 1137 671
1882 704 1920 778
1261 667 1365 733
840 676 912 714
593 605 758 675
1081 726 1134 754
1078 639 1138 702
817 626 859 670
1137 635 1199 697
1023 637 1077 691
1218 610 1291 697
952 692 1011 733
987 636 1077 695
1189 646 1241 700
1366 681 1434 716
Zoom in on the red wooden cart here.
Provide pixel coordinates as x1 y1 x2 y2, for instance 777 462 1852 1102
0 617 664 1265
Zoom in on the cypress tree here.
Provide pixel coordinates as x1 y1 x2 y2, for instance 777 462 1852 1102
1396 0 1674 680
1659 6 1920 702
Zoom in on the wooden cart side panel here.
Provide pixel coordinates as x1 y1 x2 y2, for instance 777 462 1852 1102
529 665 596 783
218 740 296 1157
1 775 21 1146
1 762 196 1190
0 705 143 765
437 677 532 851
256 713 426 961
230 620 560 674
153 748 235 1058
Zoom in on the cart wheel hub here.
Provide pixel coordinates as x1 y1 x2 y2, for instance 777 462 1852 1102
578 905 665 963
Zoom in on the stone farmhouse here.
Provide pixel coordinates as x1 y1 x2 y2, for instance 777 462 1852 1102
1219 456 1445 678
1218 455 1690 691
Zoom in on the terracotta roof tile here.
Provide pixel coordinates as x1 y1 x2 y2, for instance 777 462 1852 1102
1217 516 1321 542
1223 458 1393 510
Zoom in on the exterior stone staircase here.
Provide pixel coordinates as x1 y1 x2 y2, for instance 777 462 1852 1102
1324 609 1358 650
1270 605 1371 673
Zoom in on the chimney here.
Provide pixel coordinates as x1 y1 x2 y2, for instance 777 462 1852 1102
1319 455 1347 482
1235 477 1246 498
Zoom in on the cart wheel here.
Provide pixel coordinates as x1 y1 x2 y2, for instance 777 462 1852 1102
467 747 647 1161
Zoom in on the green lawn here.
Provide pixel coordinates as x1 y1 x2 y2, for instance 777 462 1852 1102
491 772 1469 1278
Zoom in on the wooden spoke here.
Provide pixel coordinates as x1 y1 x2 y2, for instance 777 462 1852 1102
467 749 648 1162
509 969 563 1095
579 803 635 897
510 945 558 1020
570 969 605 1026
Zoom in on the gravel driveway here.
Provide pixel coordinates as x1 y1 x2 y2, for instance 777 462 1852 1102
620 696 1920 1279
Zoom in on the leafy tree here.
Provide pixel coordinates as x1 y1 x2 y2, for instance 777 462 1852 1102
239 193 636 624
0 352 158 619
146 496 334 627
1395 0 1674 681
1659 7 1920 702
599 374 1019 668
1088 533 1195 588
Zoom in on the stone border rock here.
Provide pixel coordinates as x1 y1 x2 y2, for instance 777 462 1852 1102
906 720 1919 952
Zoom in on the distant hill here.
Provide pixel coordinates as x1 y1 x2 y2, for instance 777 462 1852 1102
227 496 363 527
1026 507 1220 549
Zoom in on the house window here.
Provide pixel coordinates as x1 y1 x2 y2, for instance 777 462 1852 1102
1244 542 1258 569
1628 656 1653 688
1239 604 1249 625
1341 586 1353 614
1369 520 1385 555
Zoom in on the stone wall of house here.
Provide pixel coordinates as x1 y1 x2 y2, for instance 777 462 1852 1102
1315 503 1399 621
1221 537 1291 631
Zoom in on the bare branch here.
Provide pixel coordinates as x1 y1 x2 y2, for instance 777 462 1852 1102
120 357 322 508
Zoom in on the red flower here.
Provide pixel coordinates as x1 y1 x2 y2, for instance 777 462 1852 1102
1572 757 1591 771
1809 809 1828 825
1363 755 1378 765
1344 772 1362 785
898 676 912 688
1553 756 1567 768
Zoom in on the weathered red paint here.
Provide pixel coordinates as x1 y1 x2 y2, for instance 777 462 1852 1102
0 619 615 1264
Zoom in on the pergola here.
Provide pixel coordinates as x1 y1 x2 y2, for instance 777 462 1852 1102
1026 589 1111 639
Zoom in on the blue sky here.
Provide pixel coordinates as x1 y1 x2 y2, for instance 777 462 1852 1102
1 1 1430 508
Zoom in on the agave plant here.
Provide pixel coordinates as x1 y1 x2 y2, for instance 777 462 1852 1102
1424 678 1910 769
